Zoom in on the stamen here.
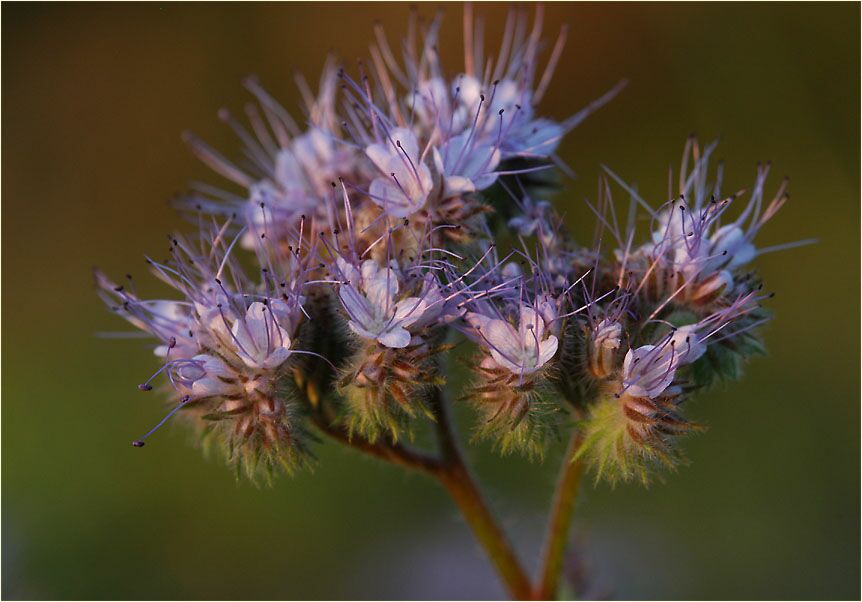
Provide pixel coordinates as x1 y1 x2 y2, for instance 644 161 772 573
131 395 192 447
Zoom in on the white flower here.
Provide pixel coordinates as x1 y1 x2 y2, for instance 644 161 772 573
468 306 559 375
339 260 430 348
669 325 707 364
455 75 485 114
651 205 688 246
409 273 460 329
93 271 198 359
411 77 464 135
291 127 344 187
504 117 563 157
176 354 241 399
242 126 353 247
621 325 705 398
485 79 523 118
708 224 756 271
457 77 561 157
434 130 501 196
455 75 524 137
139 301 197 358
621 345 676 399
366 128 433 217
230 302 294 370
534 294 561 337
594 319 622 352
691 270 733 303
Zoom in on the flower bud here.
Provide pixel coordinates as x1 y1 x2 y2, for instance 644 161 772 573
587 319 622 379
338 341 441 443
575 384 700 486
690 270 732 305
464 356 559 461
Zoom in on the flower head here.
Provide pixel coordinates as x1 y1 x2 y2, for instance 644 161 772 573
366 128 434 218
605 138 811 309
95 7 800 487
97 222 319 480
336 258 435 349
467 305 559 377
181 63 358 246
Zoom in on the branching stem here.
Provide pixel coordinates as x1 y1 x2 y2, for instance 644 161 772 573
313 397 588 600
309 411 442 475
311 389 533 600
429 388 533 600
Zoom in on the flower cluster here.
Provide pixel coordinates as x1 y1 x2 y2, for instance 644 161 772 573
97 8 805 484
96 221 323 480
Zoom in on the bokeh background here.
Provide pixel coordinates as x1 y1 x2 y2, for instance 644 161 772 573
3 2 859 600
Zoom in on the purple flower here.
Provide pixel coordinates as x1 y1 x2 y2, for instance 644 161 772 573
337 259 435 348
433 130 501 196
365 128 434 218
620 325 705 399
467 305 559 376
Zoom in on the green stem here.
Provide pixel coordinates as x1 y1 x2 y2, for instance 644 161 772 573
429 390 533 600
535 429 587 599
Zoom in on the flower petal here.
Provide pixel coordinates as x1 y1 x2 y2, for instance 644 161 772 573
340 285 374 326
537 335 559 368
377 326 411 348
392 297 427 327
364 267 399 317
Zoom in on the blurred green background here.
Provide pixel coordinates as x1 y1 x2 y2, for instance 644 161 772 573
3 2 859 600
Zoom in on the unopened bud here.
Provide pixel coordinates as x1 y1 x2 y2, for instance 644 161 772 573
588 320 622 379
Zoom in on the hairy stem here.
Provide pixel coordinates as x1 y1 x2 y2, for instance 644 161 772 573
309 410 442 475
535 429 587 599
